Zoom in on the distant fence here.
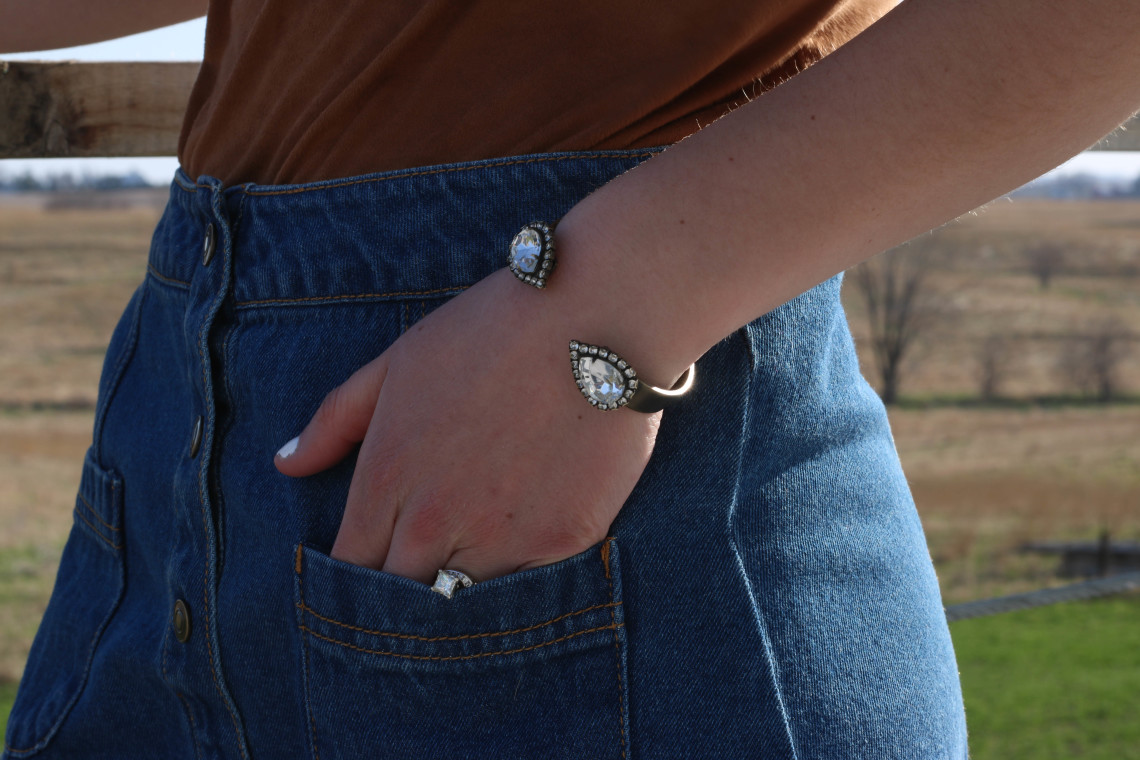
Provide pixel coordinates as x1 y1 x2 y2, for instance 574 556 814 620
945 571 1140 622
2 60 1140 158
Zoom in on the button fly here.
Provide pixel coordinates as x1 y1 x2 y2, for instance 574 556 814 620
202 223 217 266
172 599 192 643
189 416 204 459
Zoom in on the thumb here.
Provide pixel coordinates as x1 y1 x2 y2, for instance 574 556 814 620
274 354 389 477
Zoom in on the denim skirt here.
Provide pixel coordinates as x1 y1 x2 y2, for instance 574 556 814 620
4 150 967 759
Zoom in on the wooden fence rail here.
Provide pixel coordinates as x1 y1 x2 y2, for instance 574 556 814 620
2 60 1140 158
1 61 198 158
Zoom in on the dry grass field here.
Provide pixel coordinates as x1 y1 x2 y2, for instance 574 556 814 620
843 199 1140 603
0 196 1138 689
843 199 1140 398
1 200 158 686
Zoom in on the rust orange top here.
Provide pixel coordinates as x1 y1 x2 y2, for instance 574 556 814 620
179 0 895 185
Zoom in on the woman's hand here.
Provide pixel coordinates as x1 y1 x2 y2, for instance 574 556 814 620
274 267 662 584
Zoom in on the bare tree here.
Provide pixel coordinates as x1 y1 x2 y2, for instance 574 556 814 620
976 333 1012 401
1055 315 1133 402
1025 243 1065 290
850 239 947 404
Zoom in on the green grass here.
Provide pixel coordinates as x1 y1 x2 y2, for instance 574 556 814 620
0 679 16 739
951 593 1140 759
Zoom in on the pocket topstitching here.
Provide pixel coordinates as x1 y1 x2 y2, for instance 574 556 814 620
294 537 630 760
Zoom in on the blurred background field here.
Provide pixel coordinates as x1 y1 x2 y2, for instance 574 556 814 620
1 195 1138 753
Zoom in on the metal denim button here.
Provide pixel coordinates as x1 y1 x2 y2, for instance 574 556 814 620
189 416 204 459
172 599 192 643
202 223 217 266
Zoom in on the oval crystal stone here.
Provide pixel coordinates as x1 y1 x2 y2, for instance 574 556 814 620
510 228 542 273
578 356 626 405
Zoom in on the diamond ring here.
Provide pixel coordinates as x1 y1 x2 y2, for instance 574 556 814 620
430 569 475 599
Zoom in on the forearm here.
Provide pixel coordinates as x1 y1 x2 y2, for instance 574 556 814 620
0 0 206 53
544 0 1140 387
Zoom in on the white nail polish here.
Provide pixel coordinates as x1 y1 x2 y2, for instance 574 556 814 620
277 436 300 459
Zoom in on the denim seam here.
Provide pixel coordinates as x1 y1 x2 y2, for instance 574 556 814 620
237 151 658 197
196 190 251 760
195 304 239 760
303 629 322 760
77 493 119 532
174 174 199 192
72 506 121 551
298 623 620 662
296 547 323 760
602 538 629 759
295 600 619 641
174 692 205 760
728 325 800 758
233 286 463 309
233 192 248 240
93 285 145 468
147 265 191 289
213 321 240 576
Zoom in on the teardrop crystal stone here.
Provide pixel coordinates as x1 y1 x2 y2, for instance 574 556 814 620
578 356 626 405
510 228 543 273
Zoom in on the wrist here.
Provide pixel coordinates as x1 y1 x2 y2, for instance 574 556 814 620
533 201 709 390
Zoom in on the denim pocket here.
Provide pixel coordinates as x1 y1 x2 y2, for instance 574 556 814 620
4 451 125 757
294 538 630 760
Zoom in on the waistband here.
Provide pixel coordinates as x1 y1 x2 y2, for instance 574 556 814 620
149 149 662 306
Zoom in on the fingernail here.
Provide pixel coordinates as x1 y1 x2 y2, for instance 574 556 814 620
276 436 300 459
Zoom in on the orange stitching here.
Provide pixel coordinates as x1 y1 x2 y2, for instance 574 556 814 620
147 264 191 288
74 506 121 550
2 739 36 755
299 622 620 662
604 540 627 759
176 693 195 726
77 493 119 532
243 152 658 197
296 600 619 642
295 545 303 575
235 285 461 308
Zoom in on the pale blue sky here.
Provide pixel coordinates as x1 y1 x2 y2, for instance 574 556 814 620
4 17 1140 186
